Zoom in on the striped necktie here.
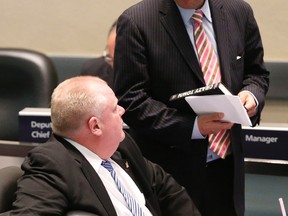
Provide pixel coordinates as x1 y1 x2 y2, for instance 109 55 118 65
192 10 230 158
101 160 145 216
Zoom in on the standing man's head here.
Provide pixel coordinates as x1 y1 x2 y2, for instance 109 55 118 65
51 76 125 159
103 20 117 68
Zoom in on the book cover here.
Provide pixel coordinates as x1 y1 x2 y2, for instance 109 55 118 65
169 82 231 101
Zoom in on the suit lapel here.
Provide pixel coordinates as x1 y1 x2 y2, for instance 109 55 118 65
159 0 205 83
55 136 118 216
209 0 232 88
112 153 130 174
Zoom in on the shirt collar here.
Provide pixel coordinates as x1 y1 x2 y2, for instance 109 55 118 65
64 138 103 172
201 0 212 23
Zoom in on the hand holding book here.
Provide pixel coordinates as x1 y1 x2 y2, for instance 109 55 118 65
170 83 252 126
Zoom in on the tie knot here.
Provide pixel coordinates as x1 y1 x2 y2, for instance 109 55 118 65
192 10 204 24
101 160 114 173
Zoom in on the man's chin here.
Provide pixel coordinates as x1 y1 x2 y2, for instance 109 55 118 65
120 130 126 141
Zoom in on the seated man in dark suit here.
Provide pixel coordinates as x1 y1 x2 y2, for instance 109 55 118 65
9 76 201 216
80 21 116 89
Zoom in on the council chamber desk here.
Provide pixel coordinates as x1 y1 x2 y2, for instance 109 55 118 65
1 123 288 215
242 123 288 216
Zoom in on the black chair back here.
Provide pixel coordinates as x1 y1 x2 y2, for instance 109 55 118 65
0 48 58 141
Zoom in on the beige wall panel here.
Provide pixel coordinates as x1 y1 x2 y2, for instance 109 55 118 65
0 0 140 56
246 0 288 61
0 0 287 60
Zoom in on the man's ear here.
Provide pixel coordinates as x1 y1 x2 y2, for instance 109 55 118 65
88 116 102 136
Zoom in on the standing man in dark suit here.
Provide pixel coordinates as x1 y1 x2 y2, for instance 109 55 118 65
9 76 200 216
113 0 269 215
80 21 117 89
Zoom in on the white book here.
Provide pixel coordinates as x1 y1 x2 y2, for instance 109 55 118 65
185 94 252 126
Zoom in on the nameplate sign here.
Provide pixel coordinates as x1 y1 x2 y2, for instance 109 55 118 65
18 107 52 143
242 124 288 161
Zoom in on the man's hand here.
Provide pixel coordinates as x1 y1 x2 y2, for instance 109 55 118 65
238 91 257 117
198 113 233 136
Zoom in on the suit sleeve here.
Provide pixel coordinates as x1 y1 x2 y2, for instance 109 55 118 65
240 3 269 125
114 12 195 146
10 150 70 215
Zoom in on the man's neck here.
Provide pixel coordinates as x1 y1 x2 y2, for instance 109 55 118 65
174 0 205 9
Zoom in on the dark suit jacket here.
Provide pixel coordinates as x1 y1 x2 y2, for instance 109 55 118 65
10 132 200 216
80 56 114 89
114 0 269 215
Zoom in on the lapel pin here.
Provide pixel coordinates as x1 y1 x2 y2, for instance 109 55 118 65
125 161 129 169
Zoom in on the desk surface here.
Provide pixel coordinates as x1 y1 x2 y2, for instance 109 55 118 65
245 173 288 216
0 140 38 157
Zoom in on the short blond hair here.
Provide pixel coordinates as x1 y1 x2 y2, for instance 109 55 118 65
51 76 108 135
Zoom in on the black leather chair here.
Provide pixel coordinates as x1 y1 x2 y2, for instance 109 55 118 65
0 48 58 141
0 166 23 214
